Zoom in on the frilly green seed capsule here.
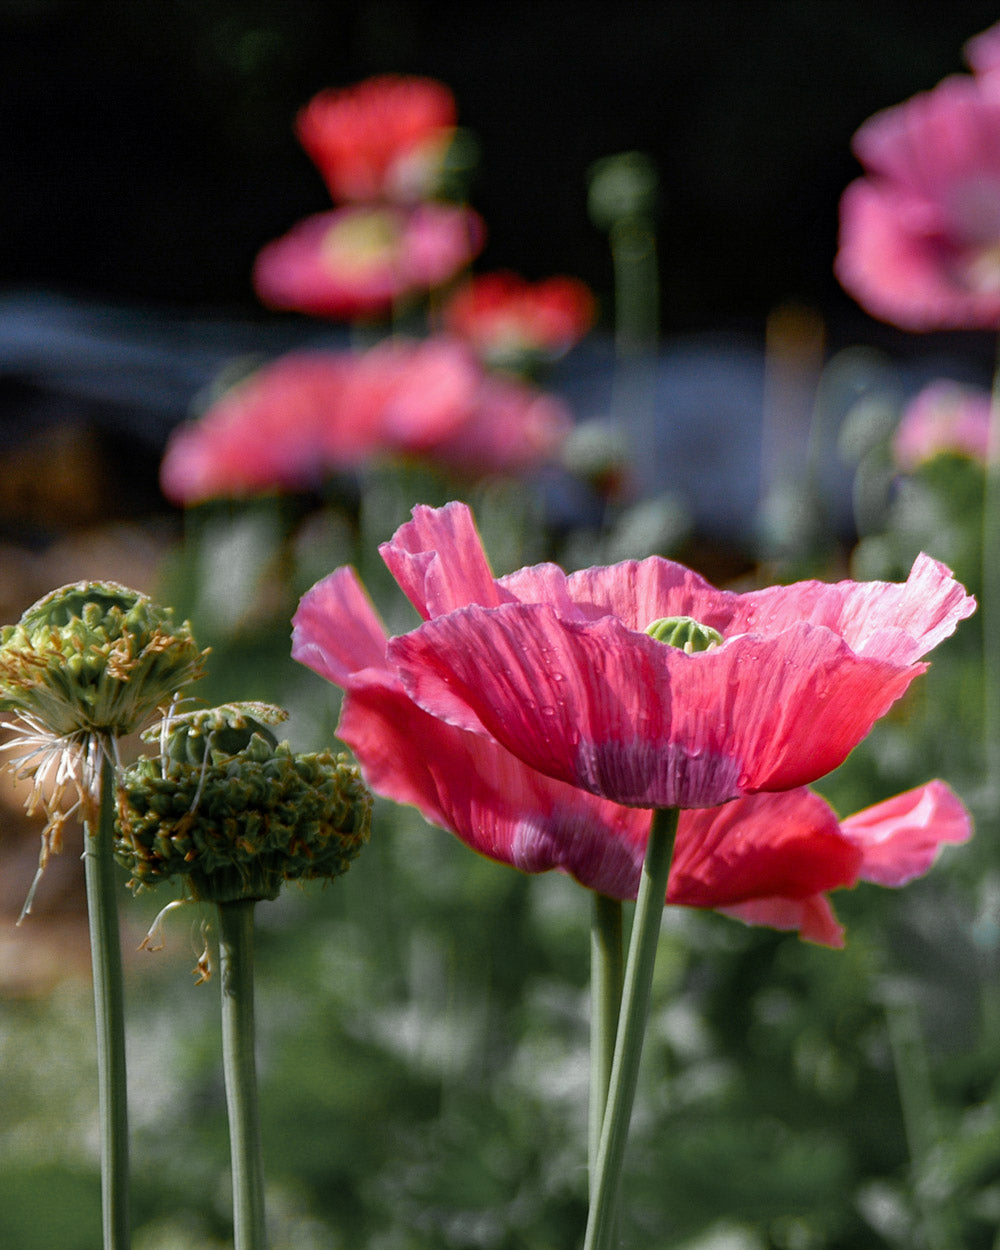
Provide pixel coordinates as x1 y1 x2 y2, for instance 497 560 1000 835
644 616 724 653
115 702 373 904
0 581 208 738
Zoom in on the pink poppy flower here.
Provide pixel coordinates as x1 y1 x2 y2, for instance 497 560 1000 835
383 503 974 810
673 782 970 946
965 22 1000 84
291 516 971 946
329 336 572 476
443 271 596 366
252 203 485 320
893 379 992 470
836 73 1000 330
295 75 457 204
160 353 356 503
160 340 571 504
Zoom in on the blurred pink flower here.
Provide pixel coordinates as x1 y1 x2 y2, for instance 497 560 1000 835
296 75 457 204
334 337 572 475
160 353 354 503
893 379 992 470
252 203 485 320
836 74 1000 329
291 506 971 945
386 504 974 809
160 341 570 504
965 21 1000 84
443 271 596 365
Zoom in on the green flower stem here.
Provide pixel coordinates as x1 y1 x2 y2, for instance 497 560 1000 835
883 989 961 1250
983 337 1000 784
588 892 623 1200
83 735 131 1250
218 899 267 1250
583 806 679 1250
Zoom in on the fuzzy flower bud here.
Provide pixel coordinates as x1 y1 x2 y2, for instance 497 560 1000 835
0 581 207 739
115 702 373 904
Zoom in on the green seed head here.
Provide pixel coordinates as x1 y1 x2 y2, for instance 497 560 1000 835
644 615 724 653
115 702 373 903
0 582 207 738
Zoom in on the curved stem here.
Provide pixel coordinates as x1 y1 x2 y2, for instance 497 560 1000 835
584 806 678 1250
218 899 267 1250
589 892 624 1198
82 735 131 1250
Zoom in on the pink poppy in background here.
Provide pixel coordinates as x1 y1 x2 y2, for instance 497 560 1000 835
296 75 457 204
965 21 1000 84
836 73 1000 330
253 203 485 320
386 503 974 809
893 379 992 470
160 340 570 504
335 336 572 475
160 353 355 504
292 508 971 946
443 271 596 366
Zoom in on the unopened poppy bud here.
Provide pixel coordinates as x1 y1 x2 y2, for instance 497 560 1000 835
0 581 207 738
644 616 723 653
115 702 373 904
587 151 658 228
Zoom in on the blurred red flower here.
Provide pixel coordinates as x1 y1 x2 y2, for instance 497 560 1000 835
291 506 971 945
253 203 485 320
836 72 1000 330
893 379 992 470
386 504 974 809
296 75 457 204
160 341 570 504
443 271 596 368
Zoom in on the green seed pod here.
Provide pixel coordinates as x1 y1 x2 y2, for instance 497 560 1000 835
644 615 724 653
115 703 373 904
0 581 207 738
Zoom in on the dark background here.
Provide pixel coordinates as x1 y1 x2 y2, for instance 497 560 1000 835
3 0 1000 338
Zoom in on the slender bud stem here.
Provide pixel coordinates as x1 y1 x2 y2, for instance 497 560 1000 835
83 735 131 1250
982 336 1000 784
218 899 267 1250
589 892 624 1199
584 806 679 1250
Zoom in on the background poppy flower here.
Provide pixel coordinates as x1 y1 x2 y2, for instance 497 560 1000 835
892 379 992 471
252 203 485 320
331 337 572 476
292 546 971 946
382 504 974 809
965 21 1000 85
443 271 596 368
159 341 571 504
160 353 355 503
295 75 457 204
836 73 1000 330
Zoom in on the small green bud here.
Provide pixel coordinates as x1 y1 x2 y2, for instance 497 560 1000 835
0 582 207 738
644 616 723 653
587 151 658 229
115 703 373 904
